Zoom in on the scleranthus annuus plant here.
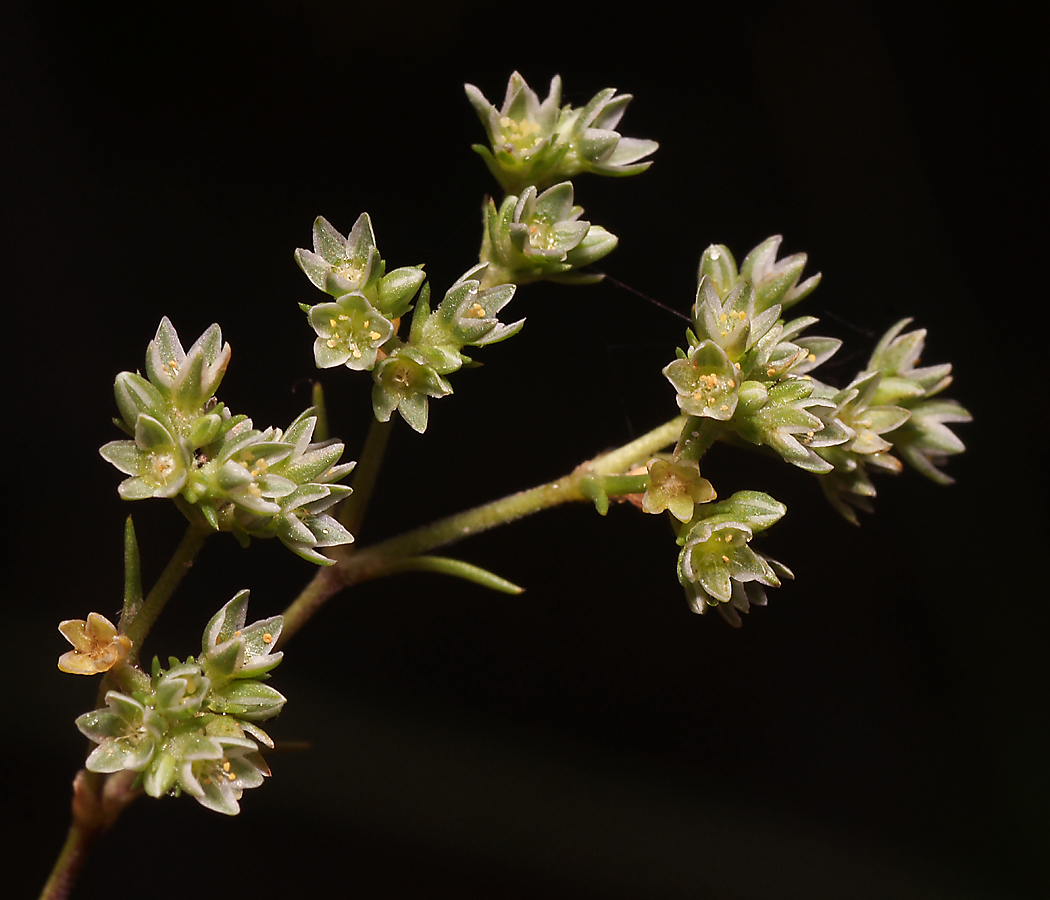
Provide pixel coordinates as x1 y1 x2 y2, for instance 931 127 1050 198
41 70 969 900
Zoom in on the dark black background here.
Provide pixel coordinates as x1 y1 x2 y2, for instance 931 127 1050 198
4 1 1045 898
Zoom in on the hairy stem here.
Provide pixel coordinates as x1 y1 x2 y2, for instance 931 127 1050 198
279 416 685 642
674 416 723 463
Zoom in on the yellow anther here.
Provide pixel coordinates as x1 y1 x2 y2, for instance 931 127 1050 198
326 339 337 348
369 331 382 340
263 633 272 644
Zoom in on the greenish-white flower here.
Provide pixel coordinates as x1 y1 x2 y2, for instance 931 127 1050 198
372 347 453 434
308 292 395 371
77 691 166 774
479 181 617 287
466 72 658 194
663 340 740 420
675 492 790 626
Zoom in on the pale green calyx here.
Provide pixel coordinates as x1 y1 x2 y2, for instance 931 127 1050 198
368 267 523 433
296 213 426 322
75 593 283 815
479 181 618 287
676 491 791 627
101 320 355 565
698 236 821 314
861 319 971 484
465 72 658 194
309 293 395 371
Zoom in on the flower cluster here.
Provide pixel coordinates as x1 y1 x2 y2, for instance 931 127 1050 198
813 320 971 521
663 237 968 487
295 214 525 433
372 266 521 432
75 592 283 815
295 213 426 370
100 319 355 564
650 236 969 618
465 72 658 194
663 240 842 472
478 182 618 287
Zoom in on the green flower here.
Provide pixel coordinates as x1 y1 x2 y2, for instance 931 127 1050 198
865 318 953 406
730 377 841 473
181 418 297 518
465 72 657 193
295 213 382 298
100 413 192 500
663 340 740 420
642 457 716 523
144 317 231 416
479 181 618 287
698 237 821 313
295 214 425 321
372 347 453 434
864 319 970 483
812 373 910 523
689 276 782 365
172 727 269 816
201 590 284 687
77 691 166 774
308 292 395 371
422 265 522 348
232 409 355 565
888 399 971 485
152 659 210 720
676 492 790 626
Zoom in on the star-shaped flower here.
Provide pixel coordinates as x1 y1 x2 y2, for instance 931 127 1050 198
58 613 132 675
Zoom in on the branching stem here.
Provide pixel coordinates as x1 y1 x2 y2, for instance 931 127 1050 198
279 415 685 643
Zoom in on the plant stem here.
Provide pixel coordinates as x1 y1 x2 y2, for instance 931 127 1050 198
123 523 210 665
338 416 394 538
39 771 139 900
279 416 685 643
674 416 723 463
39 819 92 900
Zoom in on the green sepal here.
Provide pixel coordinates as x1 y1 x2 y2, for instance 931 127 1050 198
205 680 287 721
114 372 167 431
